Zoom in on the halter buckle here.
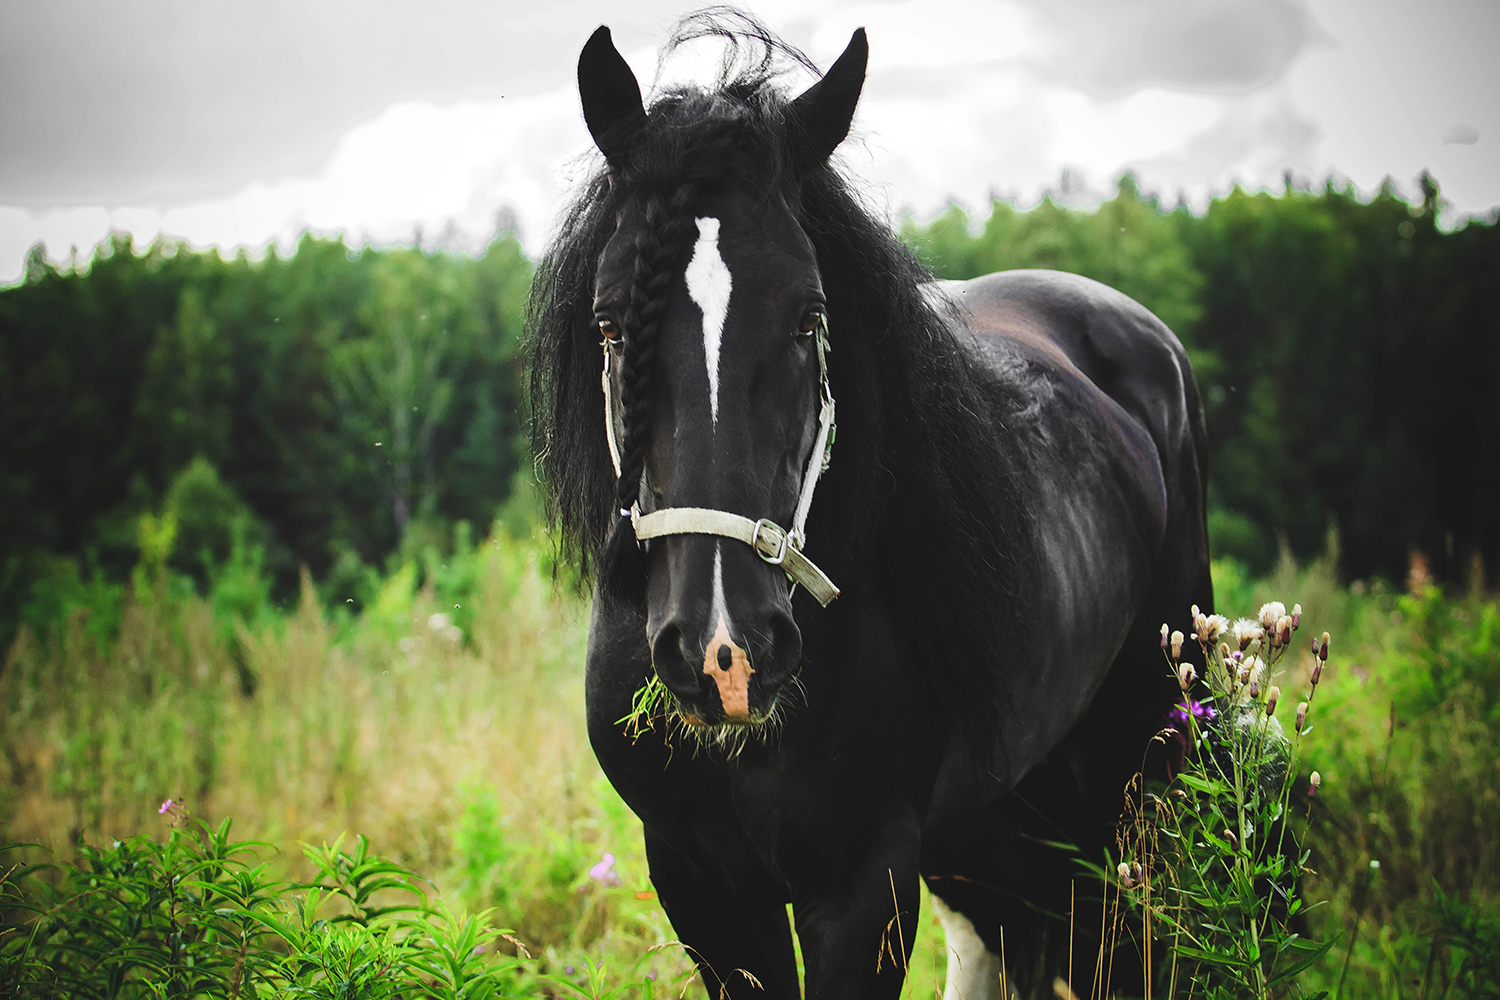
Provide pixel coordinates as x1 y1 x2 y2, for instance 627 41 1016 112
751 518 790 566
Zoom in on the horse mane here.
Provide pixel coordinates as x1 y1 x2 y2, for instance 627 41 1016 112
524 11 1044 756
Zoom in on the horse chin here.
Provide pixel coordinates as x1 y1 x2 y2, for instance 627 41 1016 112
671 696 786 755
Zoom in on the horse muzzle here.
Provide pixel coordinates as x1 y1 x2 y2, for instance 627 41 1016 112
645 539 802 724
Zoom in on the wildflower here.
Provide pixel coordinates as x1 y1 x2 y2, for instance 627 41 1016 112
588 852 622 887
1219 642 1231 661
1311 658 1323 686
1178 663 1196 691
1132 861 1143 883
1276 615 1292 647
1296 701 1308 731
1170 630 1184 660
1233 618 1264 650
1249 680 1260 699
1259 602 1287 631
1197 613 1230 644
1319 632 1330 660
159 798 175 815
1237 655 1263 691
1308 771 1322 798
1224 829 1238 850
1291 603 1302 629
1117 861 1134 888
1266 685 1280 715
1160 623 1169 649
1168 698 1217 729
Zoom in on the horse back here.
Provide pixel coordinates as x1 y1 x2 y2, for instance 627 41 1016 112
940 268 1207 509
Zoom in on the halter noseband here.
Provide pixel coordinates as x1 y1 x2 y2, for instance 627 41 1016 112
601 314 841 606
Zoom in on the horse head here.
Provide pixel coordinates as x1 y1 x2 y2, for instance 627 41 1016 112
577 25 866 727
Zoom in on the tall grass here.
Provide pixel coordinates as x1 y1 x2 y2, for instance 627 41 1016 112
0 525 696 985
1213 547 1500 998
3 522 1495 996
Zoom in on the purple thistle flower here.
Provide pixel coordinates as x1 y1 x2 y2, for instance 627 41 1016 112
158 799 175 815
1167 699 1217 729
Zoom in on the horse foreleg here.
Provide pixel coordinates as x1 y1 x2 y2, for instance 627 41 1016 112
644 829 800 999
787 814 922 1000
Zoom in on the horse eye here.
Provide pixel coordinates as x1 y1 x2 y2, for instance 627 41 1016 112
796 310 823 336
598 318 621 342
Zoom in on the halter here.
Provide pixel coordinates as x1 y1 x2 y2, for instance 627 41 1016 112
601 314 841 606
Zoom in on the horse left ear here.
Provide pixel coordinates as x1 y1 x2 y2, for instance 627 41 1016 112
787 28 868 171
578 25 648 163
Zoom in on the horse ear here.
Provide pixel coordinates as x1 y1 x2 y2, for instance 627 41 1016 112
578 25 648 163
787 28 868 171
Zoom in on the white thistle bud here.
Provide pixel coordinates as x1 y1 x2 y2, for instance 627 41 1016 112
1291 604 1302 629
1199 613 1230 643
1117 861 1134 888
1266 685 1280 715
1160 623 1170 649
1178 663 1196 691
1296 701 1308 731
1233 618 1264 650
1308 771 1322 798
1171 630 1185 660
1277 615 1293 647
1259 602 1286 630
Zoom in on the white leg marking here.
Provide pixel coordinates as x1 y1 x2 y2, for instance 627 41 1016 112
931 894 1005 1000
684 216 732 424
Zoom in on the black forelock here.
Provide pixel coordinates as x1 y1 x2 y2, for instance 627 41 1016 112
524 10 1043 759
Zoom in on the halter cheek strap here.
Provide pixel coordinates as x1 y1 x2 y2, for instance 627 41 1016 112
601 316 841 606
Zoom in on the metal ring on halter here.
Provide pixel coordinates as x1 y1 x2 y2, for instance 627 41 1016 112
751 518 790 565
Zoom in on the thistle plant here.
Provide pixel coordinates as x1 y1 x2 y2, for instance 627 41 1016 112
1104 602 1333 999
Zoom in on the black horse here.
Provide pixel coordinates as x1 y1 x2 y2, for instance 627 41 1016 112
525 14 1211 999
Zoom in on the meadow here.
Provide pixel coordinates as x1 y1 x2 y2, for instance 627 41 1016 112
2 505 1496 997
3 178 1497 996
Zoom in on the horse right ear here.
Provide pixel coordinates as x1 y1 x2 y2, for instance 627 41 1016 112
578 26 648 164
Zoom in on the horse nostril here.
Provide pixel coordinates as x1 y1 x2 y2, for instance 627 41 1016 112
717 644 733 672
651 624 686 672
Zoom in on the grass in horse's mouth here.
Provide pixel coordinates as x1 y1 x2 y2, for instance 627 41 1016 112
619 671 791 753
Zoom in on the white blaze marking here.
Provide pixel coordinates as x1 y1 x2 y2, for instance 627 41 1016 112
711 543 730 634
684 216 732 423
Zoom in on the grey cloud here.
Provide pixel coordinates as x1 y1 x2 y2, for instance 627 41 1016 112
1126 96 1321 196
1443 124 1479 146
1019 0 1326 97
0 0 655 206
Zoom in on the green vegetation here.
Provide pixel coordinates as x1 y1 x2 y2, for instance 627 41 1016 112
3 177 1498 995
2 233 533 649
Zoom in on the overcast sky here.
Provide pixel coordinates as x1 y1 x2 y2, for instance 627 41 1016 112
1 0 1494 283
